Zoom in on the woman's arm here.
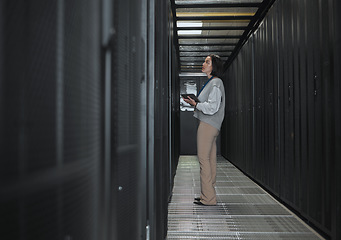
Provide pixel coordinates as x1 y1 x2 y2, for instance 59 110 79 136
196 86 222 115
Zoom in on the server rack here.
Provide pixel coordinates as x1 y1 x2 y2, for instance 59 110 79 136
1 1 103 239
221 0 341 239
0 0 179 239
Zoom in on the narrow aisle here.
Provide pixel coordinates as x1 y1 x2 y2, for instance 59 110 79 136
167 156 324 240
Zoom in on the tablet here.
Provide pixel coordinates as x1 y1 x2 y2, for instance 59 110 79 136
181 94 200 102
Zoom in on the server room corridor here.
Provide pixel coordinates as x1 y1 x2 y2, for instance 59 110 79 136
1 0 340 240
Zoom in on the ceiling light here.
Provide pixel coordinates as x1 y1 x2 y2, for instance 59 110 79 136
178 30 202 35
177 21 202 27
177 21 202 35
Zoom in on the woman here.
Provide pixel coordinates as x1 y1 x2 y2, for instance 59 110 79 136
183 54 225 206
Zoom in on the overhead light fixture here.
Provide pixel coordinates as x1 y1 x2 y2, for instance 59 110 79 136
177 21 202 28
177 21 202 35
180 72 206 77
178 30 202 35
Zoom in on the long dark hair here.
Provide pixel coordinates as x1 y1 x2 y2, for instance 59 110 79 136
209 54 224 78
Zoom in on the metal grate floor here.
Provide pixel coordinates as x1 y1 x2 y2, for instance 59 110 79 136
167 156 324 240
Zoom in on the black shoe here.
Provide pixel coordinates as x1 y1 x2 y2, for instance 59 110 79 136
194 197 201 201
193 200 207 206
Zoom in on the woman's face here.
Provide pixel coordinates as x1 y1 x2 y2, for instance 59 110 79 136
202 56 213 76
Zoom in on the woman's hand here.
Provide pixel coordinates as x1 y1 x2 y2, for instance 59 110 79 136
183 96 197 107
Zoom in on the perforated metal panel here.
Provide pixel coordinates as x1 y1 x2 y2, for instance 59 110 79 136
109 0 150 239
0 1 102 239
167 156 323 240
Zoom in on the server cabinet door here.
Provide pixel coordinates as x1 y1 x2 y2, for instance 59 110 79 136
277 0 296 205
110 0 147 239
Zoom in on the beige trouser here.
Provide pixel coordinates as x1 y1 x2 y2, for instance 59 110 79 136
197 121 219 205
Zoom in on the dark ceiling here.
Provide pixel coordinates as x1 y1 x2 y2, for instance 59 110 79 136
170 0 276 74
